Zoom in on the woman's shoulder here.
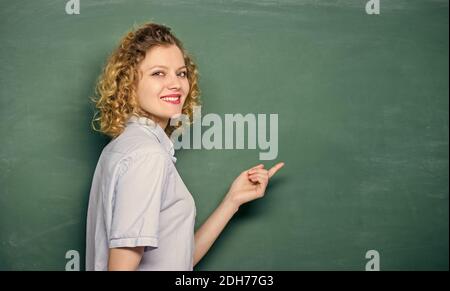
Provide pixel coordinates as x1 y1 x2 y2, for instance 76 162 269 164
103 126 167 159
98 136 171 179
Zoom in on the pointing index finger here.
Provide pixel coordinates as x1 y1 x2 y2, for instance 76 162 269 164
268 162 285 178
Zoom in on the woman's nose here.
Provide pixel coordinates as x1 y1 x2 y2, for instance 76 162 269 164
167 73 181 90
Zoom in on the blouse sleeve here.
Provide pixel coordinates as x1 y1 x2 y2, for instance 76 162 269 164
109 151 170 250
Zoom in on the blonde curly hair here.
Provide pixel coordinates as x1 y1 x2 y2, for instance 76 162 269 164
91 22 201 138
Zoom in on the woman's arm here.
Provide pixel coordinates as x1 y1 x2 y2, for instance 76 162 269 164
193 162 284 267
108 247 145 271
193 196 239 267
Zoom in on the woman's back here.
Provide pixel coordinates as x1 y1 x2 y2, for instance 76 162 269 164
85 116 196 271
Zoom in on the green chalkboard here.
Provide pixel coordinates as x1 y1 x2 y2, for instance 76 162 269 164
0 0 448 270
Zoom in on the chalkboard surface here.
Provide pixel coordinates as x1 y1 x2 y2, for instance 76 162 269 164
0 0 448 270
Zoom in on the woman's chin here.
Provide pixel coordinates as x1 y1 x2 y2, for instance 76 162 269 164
169 112 183 119
164 110 183 119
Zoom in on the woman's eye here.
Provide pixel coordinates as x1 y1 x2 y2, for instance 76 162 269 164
152 71 187 77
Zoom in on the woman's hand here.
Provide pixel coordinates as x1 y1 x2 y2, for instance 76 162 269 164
224 162 285 210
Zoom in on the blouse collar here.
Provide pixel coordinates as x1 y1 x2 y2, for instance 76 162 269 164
126 115 177 163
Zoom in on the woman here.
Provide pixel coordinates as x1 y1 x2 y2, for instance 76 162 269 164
86 22 284 271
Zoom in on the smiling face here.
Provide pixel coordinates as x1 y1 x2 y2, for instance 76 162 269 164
136 44 190 129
